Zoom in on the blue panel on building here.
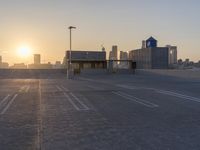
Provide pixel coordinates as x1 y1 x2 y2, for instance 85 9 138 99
146 36 157 48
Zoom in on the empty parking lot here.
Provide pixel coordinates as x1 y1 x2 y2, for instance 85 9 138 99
0 70 200 150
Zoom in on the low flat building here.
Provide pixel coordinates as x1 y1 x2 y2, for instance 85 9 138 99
10 63 27 69
28 63 53 69
0 62 9 68
65 50 107 69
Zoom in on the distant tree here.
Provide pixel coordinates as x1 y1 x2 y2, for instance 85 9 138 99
178 59 183 64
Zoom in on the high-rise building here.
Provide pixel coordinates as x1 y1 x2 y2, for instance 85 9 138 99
166 45 177 65
34 54 41 65
112 45 118 60
119 51 128 68
142 40 146 48
109 51 113 60
120 51 128 60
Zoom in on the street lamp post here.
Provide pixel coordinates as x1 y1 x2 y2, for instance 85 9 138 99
68 26 76 79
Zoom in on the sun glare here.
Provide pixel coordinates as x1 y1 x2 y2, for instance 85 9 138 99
18 46 31 58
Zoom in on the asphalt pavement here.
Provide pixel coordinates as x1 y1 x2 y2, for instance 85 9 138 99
0 70 200 150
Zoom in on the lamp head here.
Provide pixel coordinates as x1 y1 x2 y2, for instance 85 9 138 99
68 26 76 29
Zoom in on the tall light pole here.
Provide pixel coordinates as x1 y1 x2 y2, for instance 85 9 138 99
68 26 76 66
67 26 76 79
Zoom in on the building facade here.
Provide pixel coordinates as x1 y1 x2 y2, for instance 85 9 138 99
34 54 41 65
166 45 177 65
129 37 170 69
65 50 107 70
111 45 118 60
146 37 157 48
129 47 169 69
119 51 128 68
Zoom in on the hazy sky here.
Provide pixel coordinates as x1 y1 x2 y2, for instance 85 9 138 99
0 0 200 64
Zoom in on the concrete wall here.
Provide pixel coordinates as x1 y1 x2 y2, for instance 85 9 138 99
0 69 67 79
130 48 152 69
66 51 106 61
129 47 168 69
151 47 168 69
136 69 200 80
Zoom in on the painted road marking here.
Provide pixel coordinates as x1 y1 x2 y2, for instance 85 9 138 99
69 93 90 110
56 85 69 92
117 84 200 103
86 85 103 90
155 90 200 103
25 86 30 93
112 91 159 108
64 93 80 111
0 95 10 107
64 92 90 111
0 94 18 115
60 85 69 92
56 85 63 91
116 84 139 90
19 85 30 93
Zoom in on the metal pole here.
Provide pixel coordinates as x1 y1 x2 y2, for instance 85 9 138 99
68 26 76 79
69 28 72 66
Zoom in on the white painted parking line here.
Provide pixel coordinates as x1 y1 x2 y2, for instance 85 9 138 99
156 90 200 103
112 91 159 108
19 85 30 93
56 85 69 92
0 94 18 115
25 86 30 93
60 85 69 92
0 95 10 107
116 84 139 90
64 93 81 111
69 93 90 110
56 85 63 91
116 84 200 104
64 92 90 111
87 85 102 90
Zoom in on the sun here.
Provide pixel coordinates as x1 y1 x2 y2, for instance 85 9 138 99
18 46 31 58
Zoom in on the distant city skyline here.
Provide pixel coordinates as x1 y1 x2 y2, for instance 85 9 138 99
0 0 200 65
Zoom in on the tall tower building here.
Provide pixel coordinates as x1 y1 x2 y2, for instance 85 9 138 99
112 45 118 60
120 51 128 60
34 54 41 65
109 51 113 60
166 45 177 64
142 40 146 48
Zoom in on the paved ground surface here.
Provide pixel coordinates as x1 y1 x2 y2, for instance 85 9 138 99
0 70 200 150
